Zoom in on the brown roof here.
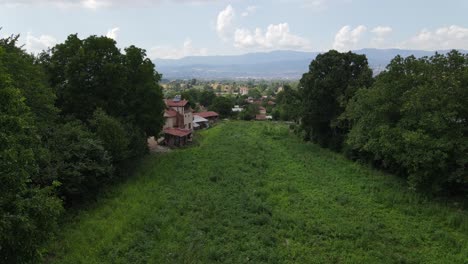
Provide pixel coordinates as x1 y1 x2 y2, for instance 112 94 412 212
165 99 189 107
164 109 177 118
163 128 192 137
196 111 219 118
255 114 267 120
259 106 266 111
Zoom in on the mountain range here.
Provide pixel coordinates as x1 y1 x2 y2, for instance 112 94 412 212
154 49 466 80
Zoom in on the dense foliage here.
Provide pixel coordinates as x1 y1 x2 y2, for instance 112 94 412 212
0 42 62 263
298 49 467 194
0 33 165 262
274 84 301 121
209 96 234 118
344 51 468 194
300 50 373 150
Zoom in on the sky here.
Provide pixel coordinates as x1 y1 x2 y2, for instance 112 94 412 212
1 0 467 59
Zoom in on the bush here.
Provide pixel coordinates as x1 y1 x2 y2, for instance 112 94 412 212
50 120 113 204
90 108 130 163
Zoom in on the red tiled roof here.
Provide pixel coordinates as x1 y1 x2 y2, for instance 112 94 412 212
164 109 177 118
163 128 192 137
259 106 266 111
165 99 189 107
196 111 219 118
255 114 267 120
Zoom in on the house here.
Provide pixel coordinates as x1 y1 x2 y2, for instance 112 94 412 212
259 106 267 115
162 95 194 147
165 96 193 130
163 128 192 147
196 111 219 124
255 114 267 121
240 87 249 96
193 115 209 130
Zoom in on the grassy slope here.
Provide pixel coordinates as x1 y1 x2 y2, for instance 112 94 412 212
47 121 467 264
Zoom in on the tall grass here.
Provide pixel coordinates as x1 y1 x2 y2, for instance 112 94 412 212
46 121 467 263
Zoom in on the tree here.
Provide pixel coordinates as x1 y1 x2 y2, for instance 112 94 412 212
344 51 468 193
239 104 260 121
300 50 373 150
42 35 165 152
0 46 62 262
210 96 233 118
248 88 262 99
50 120 113 204
275 85 301 121
199 90 216 107
90 108 130 163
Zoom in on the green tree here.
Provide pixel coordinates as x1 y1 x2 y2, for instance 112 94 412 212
0 46 62 262
50 120 113 204
210 96 233 118
344 51 468 193
275 84 301 121
200 90 216 107
239 104 260 121
300 50 373 150
90 108 130 163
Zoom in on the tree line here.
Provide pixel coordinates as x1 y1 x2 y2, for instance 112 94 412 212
297 50 467 196
0 34 165 262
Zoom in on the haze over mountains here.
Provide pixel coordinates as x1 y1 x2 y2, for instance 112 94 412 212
154 49 466 80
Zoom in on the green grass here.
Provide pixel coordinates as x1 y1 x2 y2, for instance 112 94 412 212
46 121 467 263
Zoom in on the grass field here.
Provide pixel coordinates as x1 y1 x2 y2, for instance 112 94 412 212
46 121 467 263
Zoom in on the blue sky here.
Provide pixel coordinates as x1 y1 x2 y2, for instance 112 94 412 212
1 0 467 59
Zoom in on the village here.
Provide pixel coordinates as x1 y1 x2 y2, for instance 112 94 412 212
154 88 280 148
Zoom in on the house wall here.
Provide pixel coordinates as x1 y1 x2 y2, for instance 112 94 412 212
164 117 176 129
183 111 193 130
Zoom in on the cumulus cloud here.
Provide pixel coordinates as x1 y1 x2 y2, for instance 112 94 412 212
241 5 257 17
401 25 468 50
332 25 367 51
234 23 310 50
24 32 57 53
370 26 392 47
216 4 235 40
149 38 208 59
106 27 120 40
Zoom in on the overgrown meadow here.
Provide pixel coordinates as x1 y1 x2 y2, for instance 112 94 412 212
47 121 467 263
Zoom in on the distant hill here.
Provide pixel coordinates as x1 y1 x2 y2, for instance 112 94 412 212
154 49 466 80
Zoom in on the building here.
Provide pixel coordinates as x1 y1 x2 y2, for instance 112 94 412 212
163 95 194 147
240 87 249 96
165 96 193 130
255 114 267 121
259 106 267 115
193 115 209 130
163 128 192 147
196 111 219 124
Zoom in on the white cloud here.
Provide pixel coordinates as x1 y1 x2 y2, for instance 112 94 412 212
241 5 257 17
106 27 120 40
332 25 367 51
216 4 235 40
370 26 392 47
234 23 310 50
24 32 57 54
150 38 208 59
401 25 468 50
